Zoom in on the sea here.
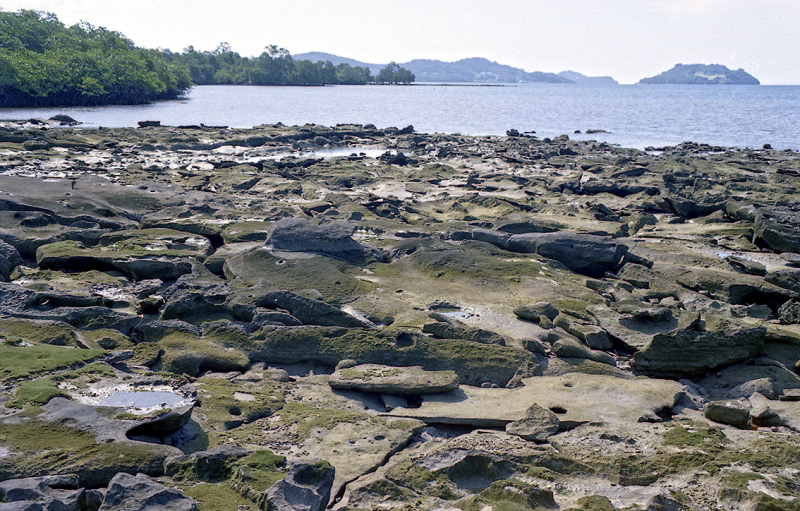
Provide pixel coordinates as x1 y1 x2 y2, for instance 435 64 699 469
1 83 798 151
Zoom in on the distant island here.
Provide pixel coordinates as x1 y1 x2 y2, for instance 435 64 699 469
557 70 618 85
295 52 615 84
638 64 760 85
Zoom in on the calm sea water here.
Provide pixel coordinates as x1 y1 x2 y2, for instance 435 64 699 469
1 84 798 150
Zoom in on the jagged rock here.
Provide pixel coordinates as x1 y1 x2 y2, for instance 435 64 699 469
0 240 23 281
754 206 800 253
725 255 767 276
328 363 459 395
704 401 751 429
767 269 800 294
779 300 800 324
98 473 197 511
263 460 334 511
505 403 560 442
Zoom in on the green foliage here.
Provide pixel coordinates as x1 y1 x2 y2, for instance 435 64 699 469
165 43 374 86
0 10 191 107
377 62 416 84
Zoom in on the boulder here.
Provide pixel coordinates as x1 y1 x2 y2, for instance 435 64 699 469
0 475 102 511
328 364 459 395
263 460 335 511
704 401 751 429
0 240 23 281
513 302 559 323
551 336 615 366
754 206 800 253
779 300 800 324
632 315 766 378
505 403 560 442
98 473 197 511
265 217 381 264
474 229 633 277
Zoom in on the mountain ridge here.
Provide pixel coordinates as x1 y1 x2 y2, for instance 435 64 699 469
294 52 602 84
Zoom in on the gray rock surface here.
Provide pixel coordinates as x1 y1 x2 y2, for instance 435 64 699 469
263 460 335 511
98 473 197 511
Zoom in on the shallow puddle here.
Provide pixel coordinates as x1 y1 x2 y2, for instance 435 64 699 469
99 390 186 409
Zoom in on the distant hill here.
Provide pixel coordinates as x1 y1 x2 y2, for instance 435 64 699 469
558 70 618 85
294 52 572 83
292 52 382 74
638 64 760 85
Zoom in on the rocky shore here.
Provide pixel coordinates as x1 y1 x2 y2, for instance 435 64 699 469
0 120 798 511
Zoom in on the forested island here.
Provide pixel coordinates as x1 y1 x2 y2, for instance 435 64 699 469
639 63 760 85
0 10 409 108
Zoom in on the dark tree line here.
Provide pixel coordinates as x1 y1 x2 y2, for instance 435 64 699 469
0 10 191 107
0 10 415 108
161 44 375 86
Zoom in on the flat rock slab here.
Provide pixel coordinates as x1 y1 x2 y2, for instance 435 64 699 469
328 364 459 395
385 373 684 428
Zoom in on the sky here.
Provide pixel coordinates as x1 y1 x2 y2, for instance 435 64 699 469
1 0 799 84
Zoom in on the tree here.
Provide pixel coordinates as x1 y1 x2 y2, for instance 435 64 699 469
376 62 415 84
0 10 190 107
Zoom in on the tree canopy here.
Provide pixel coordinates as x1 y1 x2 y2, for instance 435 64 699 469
0 10 191 107
0 10 377 108
162 44 373 86
376 62 415 84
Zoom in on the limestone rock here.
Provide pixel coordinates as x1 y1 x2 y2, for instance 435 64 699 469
421 321 506 345
165 446 251 482
474 229 632 277
0 475 102 511
266 217 381 264
513 302 559 323
505 403 560 442
387 373 684 428
704 401 751 429
754 206 800 254
632 315 766 378
328 364 459 395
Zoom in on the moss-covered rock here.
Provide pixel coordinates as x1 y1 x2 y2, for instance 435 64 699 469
251 327 532 386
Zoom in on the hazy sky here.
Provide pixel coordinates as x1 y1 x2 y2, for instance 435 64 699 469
2 0 799 84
